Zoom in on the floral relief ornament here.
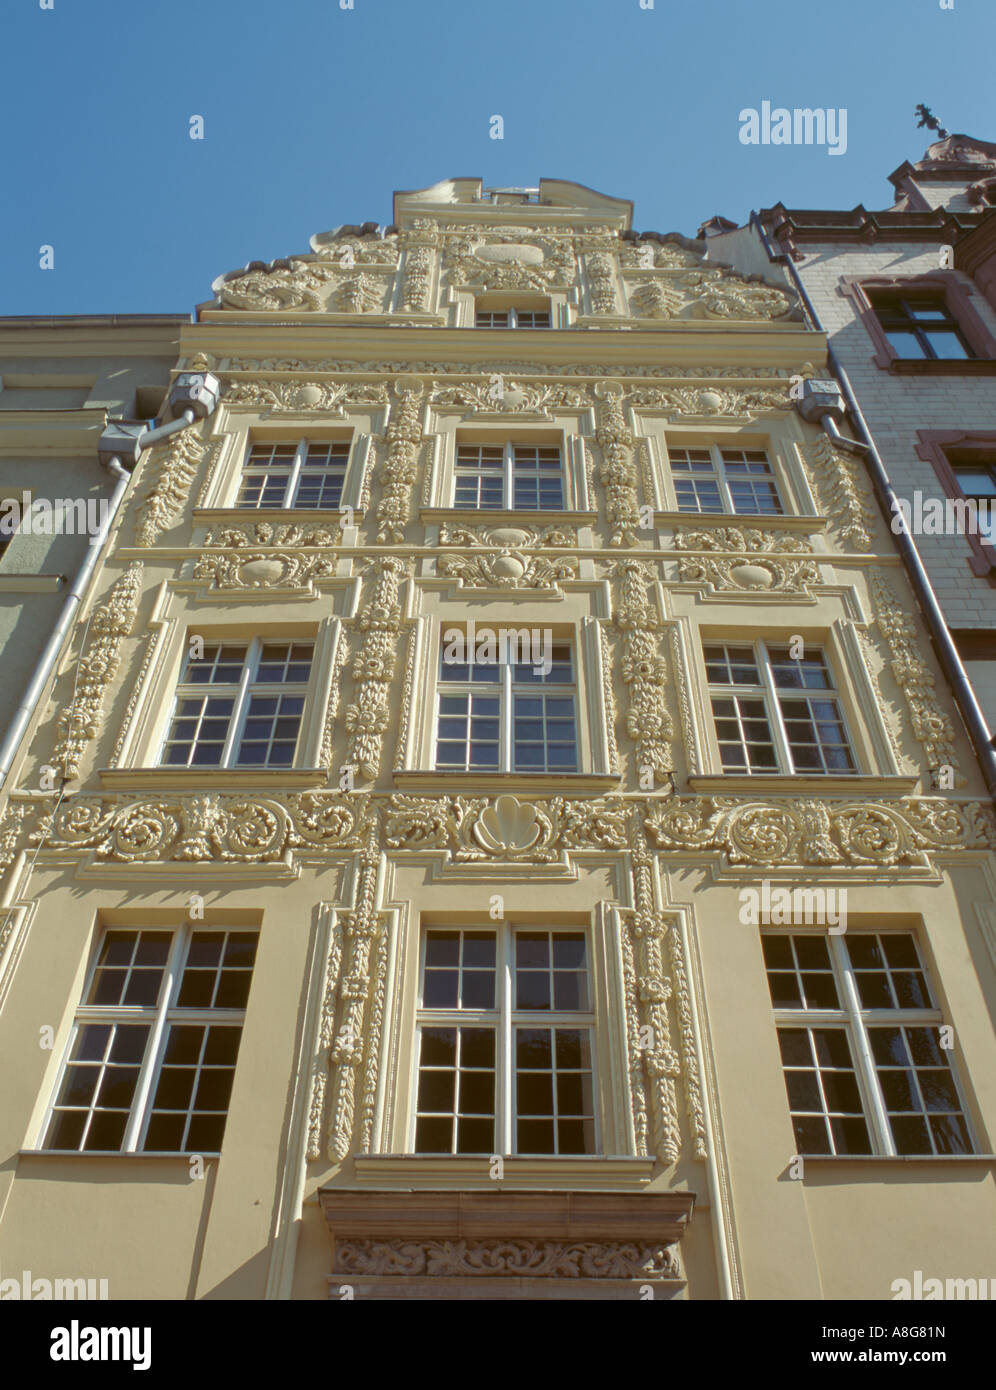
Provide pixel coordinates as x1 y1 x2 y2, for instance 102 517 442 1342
191 551 336 592
436 550 578 592
223 379 388 414
673 528 819 595
217 259 339 312
9 792 992 878
30 792 369 863
51 564 144 779
332 1239 681 1280
645 796 994 867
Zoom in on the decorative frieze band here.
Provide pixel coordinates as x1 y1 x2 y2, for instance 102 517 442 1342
673 527 819 596
332 1238 681 1280
28 791 370 863
645 795 992 866
7 791 990 873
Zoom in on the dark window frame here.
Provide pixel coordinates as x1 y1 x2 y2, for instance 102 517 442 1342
915 429 996 576
842 274 996 372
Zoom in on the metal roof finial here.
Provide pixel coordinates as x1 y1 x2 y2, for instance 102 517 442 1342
915 104 950 141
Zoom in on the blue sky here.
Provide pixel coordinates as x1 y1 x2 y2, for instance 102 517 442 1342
1 0 991 316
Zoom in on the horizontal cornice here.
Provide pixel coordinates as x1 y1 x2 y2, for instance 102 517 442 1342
0 410 106 454
97 768 330 792
179 323 824 372
0 322 187 355
760 202 983 245
319 1186 695 1241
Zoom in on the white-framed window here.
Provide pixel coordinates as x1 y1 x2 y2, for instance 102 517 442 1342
704 642 857 775
475 305 551 329
435 636 578 773
159 638 313 769
40 925 257 1154
669 444 783 515
413 925 596 1155
454 443 564 510
764 931 973 1157
237 439 349 510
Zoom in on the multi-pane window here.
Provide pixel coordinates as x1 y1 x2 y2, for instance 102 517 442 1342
669 445 783 515
160 638 313 768
42 927 257 1154
475 306 551 329
454 443 564 510
237 439 349 510
435 637 577 772
764 932 973 1157
868 291 973 361
705 642 856 775
414 927 596 1155
951 462 996 543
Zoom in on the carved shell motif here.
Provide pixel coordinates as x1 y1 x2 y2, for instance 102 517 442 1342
473 796 543 855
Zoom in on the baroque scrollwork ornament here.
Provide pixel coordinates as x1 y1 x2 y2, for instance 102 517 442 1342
191 550 336 593
436 550 577 593
870 571 960 774
673 527 819 595
625 808 707 1161
645 795 993 867
804 433 874 551
612 562 674 779
376 378 424 543
31 791 369 863
344 558 408 780
332 1238 681 1280
594 381 642 545
223 379 387 414
136 430 207 547
51 564 144 779
217 259 338 312
327 828 382 1161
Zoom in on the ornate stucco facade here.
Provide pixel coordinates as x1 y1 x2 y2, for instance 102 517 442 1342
1 178 995 1301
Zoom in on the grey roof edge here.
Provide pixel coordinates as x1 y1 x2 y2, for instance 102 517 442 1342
0 314 192 329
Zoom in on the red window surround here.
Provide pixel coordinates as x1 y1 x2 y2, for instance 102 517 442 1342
840 274 996 373
915 431 996 577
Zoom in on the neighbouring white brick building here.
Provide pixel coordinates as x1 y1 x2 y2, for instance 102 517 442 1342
709 132 996 733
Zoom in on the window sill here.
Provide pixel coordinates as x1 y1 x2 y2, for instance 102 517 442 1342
422 508 598 527
796 1154 995 1167
655 511 826 536
394 771 620 794
349 1154 661 1192
98 767 330 792
194 507 363 527
686 773 918 796
19 1149 219 1161
888 359 996 376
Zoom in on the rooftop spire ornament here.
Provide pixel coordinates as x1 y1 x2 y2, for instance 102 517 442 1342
915 104 950 140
